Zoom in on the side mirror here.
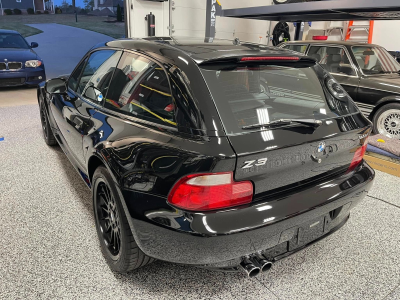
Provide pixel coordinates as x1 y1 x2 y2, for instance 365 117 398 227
31 42 39 48
45 78 67 94
83 84 104 103
339 64 356 76
363 50 375 56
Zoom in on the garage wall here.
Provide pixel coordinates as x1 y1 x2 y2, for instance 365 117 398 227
125 1 400 52
170 0 272 44
372 21 400 51
126 0 273 44
125 0 170 37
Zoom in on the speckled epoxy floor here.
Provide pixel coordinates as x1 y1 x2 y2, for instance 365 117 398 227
1 104 400 300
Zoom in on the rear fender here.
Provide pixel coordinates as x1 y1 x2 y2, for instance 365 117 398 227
371 96 400 118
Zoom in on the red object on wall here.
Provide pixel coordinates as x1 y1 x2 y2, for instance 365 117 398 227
313 36 328 40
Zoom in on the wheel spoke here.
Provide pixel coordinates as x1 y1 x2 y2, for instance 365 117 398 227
115 231 121 252
96 182 121 256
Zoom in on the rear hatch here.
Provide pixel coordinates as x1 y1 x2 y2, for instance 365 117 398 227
200 55 371 198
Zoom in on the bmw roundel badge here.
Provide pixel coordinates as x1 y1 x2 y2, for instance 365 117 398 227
317 142 326 153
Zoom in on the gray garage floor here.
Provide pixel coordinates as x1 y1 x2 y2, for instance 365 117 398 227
26 24 113 79
0 97 400 299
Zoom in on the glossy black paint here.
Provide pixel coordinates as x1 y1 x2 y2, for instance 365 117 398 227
280 40 400 120
38 37 375 269
0 30 46 87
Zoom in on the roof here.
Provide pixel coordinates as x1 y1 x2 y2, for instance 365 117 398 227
0 29 20 35
106 37 295 64
281 40 382 48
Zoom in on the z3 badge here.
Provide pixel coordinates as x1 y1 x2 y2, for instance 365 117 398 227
242 158 268 169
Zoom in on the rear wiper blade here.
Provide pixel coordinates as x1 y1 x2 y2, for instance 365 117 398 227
242 119 323 130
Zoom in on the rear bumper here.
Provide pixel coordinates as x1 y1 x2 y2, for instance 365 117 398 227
121 161 374 266
0 68 46 87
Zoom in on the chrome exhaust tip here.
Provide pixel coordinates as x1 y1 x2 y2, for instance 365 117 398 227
240 258 261 278
251 255 273 273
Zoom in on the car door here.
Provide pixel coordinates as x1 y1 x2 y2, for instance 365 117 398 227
307 45 360 101
49 49 122 169
85 51 187 194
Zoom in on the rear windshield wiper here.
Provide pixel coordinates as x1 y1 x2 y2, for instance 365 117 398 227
242 119 323 130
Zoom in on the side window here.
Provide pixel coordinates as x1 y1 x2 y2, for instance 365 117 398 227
79 50 122 103
308 46 356 76
104 52 175 127
283 44 307 54
68 57 87 92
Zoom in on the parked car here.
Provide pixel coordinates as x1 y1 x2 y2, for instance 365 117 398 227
0 29 46 87
38 37 374 277
279 41 400 139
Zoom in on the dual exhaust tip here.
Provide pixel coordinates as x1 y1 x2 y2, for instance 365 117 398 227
240 255 273 278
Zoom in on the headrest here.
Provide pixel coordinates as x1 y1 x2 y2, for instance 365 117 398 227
331 54 342 63
326 47 341 55
309 53 321 61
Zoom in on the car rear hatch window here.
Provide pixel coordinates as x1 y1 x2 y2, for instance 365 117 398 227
200 56 370 197
200 57 359 135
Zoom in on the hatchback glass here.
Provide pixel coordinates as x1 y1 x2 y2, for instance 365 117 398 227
201 63 359 135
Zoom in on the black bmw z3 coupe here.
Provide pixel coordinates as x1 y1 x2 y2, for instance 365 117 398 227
38 37 375 277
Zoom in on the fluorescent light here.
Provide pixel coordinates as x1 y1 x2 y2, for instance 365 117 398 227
202 216 216 233
256 205 272 211
178 56 189 65
263 217 275 223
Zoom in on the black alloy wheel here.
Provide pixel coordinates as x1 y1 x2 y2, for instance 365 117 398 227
92 166 155 272
95 181 122 258
39 97 57 146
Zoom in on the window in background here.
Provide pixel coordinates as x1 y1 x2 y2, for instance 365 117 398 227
309 46 355 76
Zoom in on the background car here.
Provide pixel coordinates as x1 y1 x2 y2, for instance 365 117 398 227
280 41 400 139
0 29 46 87
38 37 374 277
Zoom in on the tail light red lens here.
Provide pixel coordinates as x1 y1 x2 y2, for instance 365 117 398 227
240 56 300 62
347 143 368 173
167 172 253 211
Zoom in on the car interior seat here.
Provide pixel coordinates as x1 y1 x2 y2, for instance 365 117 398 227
309 53 322 63
326 48 342 73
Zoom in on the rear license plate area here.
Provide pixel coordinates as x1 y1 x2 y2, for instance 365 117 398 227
288 216 325 251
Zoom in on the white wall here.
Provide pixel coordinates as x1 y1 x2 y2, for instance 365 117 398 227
126 0 273 44
125 0 170 38
372 21 400 51
125 1 400 51
215 0 273 44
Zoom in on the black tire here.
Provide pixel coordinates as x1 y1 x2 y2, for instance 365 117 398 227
272 22 291 46
39 96 57 146
372 103 400 138
92 166 155 272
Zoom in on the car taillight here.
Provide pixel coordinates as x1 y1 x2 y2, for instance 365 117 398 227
347 143 368 173
167 172 253 211
240 56 300 62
